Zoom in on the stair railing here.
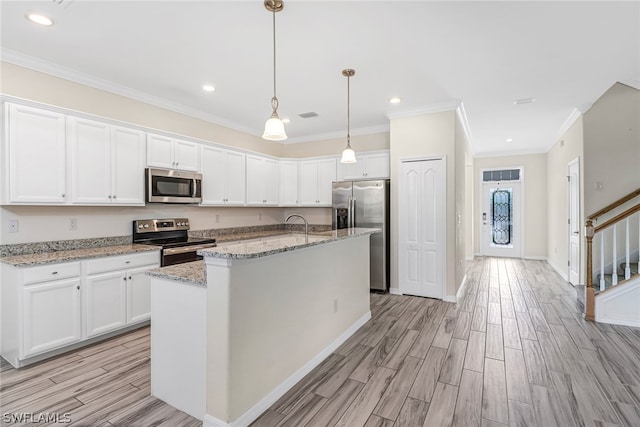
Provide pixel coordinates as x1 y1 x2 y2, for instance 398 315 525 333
585 188 640 321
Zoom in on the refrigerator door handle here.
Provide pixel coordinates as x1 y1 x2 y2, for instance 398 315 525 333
351 197 356 228
347 196 352 228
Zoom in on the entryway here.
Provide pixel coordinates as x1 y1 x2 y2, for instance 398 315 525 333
481 168 522 258
398 157 446 299
568 158 581 285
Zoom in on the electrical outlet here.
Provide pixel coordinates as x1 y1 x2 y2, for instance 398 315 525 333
215 214 220 223
69 218 78 231
8 219 19 233
333 299 338 313
258 213 263 221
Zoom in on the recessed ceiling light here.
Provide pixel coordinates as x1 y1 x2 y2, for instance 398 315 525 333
506 138 513 142
389 97 402 104
282 118 290 124
202 84 215 92
26 12 54 26
513 97 536 105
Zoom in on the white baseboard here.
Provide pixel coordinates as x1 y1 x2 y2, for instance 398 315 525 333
203 311 372 427
389 287 401 295
443 295 457 303
524 256 548 261
547 259 568 281
443 274 468 303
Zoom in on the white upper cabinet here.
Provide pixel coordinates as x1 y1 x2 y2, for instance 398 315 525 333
147 133 199 171
68 117 145 205
279 160 299 206
200 145 246 206
299 158 337 206
246 155 279 206
5 103 67 204
338 151 390 181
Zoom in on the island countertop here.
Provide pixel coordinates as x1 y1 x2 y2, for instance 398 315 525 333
198 227 380 260
0 244 161 267
146 260 206 287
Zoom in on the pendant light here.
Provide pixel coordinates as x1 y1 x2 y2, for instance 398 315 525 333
341 69 357 163
262 0 287 141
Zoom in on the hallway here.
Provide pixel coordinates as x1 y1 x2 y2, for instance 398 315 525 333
253 258 640 427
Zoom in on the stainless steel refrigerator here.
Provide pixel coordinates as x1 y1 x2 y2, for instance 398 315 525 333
332 179 390 292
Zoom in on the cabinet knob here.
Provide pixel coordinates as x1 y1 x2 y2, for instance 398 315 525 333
123 277 127 281
113 195 116 199
76 285 80 290
108 195 112 199
129 276 132 280
176 162 179 167
51 271 58 275
62 193 66 198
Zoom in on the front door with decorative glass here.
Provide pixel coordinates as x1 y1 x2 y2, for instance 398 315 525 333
481 169 522 258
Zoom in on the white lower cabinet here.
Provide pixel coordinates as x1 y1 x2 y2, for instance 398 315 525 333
1 250 160 367
85 271 128 338
23 278 82 357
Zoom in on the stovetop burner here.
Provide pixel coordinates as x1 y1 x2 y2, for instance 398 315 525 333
136 236 216 248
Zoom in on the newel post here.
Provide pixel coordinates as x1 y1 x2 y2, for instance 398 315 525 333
585 219 595 321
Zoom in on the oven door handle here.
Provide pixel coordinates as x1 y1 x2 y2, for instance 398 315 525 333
163 244 216 255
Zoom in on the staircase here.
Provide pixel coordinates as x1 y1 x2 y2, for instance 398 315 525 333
585 188 640 326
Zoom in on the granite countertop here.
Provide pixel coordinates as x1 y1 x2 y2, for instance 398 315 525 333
199 228 380 260
0 244 161 267
146 260 206 287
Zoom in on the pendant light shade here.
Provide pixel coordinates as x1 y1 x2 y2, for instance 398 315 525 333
263 0 287 141
341 69 357 163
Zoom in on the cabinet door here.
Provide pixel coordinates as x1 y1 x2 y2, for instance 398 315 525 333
7 104 67 204
147 133 174 169
68 116 112 204
363 153 390 178
224 151 246 205
298 160 319 206
279 161 298 206
317 158 337 205
22 278 81 357
263 158 279 205
174 139 200 171
127 266 154 324
339 159 365 180
111 126 146 205
200 146 225 205
245 155 264 205
85 271 127 338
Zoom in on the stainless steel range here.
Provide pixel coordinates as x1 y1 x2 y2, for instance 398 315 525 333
132 218 216 266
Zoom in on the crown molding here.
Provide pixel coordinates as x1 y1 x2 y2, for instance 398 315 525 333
385 100 461 120
473 146 548 159
1 48 263 138
455 101 475 155
545 107 582 152
281 124 390 144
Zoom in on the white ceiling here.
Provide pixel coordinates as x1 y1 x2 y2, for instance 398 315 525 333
1 1 639 156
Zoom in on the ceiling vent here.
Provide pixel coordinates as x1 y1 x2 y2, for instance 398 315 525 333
513 98 536 105
52 0 74 8
298 112 319 119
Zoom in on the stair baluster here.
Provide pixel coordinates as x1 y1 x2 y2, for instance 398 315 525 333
612 223 618 286
600 231 606 291
625 217 631 280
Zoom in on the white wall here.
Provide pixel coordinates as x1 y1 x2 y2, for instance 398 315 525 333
546 116 584 280
455 112 474 288
583 82 640 215
390 110 458 297
474 154 548 260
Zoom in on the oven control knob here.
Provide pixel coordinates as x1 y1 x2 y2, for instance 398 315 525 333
143 224 149 228
138 224 144 229
178 222 184 226
184 222 189 226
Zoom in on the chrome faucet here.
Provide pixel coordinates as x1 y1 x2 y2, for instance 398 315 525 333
285 214 308 243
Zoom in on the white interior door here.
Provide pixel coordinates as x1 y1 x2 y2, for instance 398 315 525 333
568 158 581 285
482 178 522 258
399 158 446 299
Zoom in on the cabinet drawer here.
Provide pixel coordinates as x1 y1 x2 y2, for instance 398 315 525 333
22 262 81 285
86 251 160 275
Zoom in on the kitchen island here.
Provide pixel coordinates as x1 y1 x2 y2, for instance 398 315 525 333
148 228 378 426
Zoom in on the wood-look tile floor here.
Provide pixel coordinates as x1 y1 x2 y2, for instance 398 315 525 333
0 326 200 427
3 258 640 427
253 258 640 427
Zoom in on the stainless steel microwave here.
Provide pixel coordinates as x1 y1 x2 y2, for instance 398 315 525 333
145 168 202 204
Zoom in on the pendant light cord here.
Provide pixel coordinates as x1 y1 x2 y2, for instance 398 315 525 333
271 7 278 111
347 73 351 146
